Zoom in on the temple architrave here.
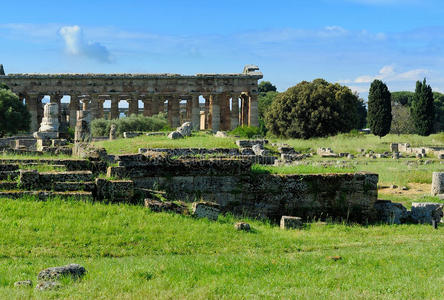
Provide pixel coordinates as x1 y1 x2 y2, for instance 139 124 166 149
0 64 262 132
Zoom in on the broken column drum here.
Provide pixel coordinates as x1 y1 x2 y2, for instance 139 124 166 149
431 172 444 196
33 102 59 139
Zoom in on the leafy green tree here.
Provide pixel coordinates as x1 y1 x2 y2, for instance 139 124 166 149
258 91 279 136
0 83 9 90
265 79 360 139
390 102 415 135
411 79 435 136
367 80 392 137
0 88 30 137
258 81 277 94
391 91 414 106
432 92 444 132
354 92 367 129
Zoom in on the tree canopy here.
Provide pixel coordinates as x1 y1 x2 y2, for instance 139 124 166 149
0 88 31 137
258 81 277 94
265 79 362 139
367 80 392 138
410 79 435 136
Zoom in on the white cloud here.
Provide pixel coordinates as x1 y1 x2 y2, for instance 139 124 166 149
350 65 429 83
59 25 111 63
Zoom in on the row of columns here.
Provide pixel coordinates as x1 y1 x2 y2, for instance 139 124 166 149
20 93 258 132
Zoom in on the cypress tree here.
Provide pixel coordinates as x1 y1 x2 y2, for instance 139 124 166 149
367 80 392 137
410 78 435 136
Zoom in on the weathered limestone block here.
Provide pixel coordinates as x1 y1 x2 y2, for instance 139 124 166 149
18 169 39 189
192 201 220 220
0 164 19 171
278 146 296 154
95 178 134 202
438 152 444 159
35 281 61 291
431 172 444 196
390 143 399 153
123 132 142 138
374 200 409 224
33 103 59 139
236 139 268 148
14 280 33 288
252 144 269 156
168 131 183 139
37 264 86 281
411 202 443 224
280 216 303 229
214 131 228 138
239 148 255 155
144 199 188 214
39 171 93 183
177 122 192 137
234 222 251 231
13 139 36 150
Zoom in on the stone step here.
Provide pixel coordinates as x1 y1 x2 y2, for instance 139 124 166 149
0 164 19 171
51 181 96 192
0 181 18 190
0 190 93 201
38 171 94 183
0 171 19 180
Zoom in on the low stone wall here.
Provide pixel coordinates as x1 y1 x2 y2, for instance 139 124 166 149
0 159 91 171
109 156 378 222
0 135 33 149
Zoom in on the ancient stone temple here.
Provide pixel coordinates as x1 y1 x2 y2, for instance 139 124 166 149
0 65 263 132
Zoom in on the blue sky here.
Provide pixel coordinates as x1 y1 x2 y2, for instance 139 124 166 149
2 0 444 98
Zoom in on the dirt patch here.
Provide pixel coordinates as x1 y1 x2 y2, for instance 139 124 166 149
378 183 431 196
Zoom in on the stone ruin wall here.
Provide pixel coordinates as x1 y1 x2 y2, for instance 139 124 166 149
108 155 379 222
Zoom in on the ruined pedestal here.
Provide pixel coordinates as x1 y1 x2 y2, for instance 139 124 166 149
431 172 444 196
33 103 60 151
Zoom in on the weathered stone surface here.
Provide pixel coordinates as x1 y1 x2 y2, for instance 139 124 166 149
14 280 32 288
35 281 61 291
19 169 39 189
317 148 338 158
278 146 296 154
236 139 268 148
234 222 251 231
192 201 220 220
239 148 255 155
177 122 192 137
38 264 86 281
431 172 444 196
109 124 117 140
411 202 443 224
33 103 59 140
95 178 134 202
374 200 409 224
168 131 183 139
280 216 303 229
390 143 399 153
74 110 91 143
123 132 142 138
144 199 188 214
214 131 228 138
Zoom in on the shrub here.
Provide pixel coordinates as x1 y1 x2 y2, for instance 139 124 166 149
411 79 435 136
265 79 361 139
91 113 168 137
229 126 261 138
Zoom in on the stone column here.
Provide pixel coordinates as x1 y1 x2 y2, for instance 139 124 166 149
89 95 99 119
248 94 259 127
186 98 192 121
143 96 152 117
231 94 239 130
221 95 231 131
204 95 210 129
169 97 180 128
151 95 160 116
128 98 138 116
50 94 63 122
210 94 220 132
97 99 105 119
191 94 200 131
111 95 120 119
69 95 80 128
241 94 249 126
25 94 40 132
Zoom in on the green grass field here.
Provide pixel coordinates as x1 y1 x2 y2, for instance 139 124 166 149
0 198 443 299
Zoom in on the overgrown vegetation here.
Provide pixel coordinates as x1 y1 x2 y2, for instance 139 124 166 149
91 113 169 137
